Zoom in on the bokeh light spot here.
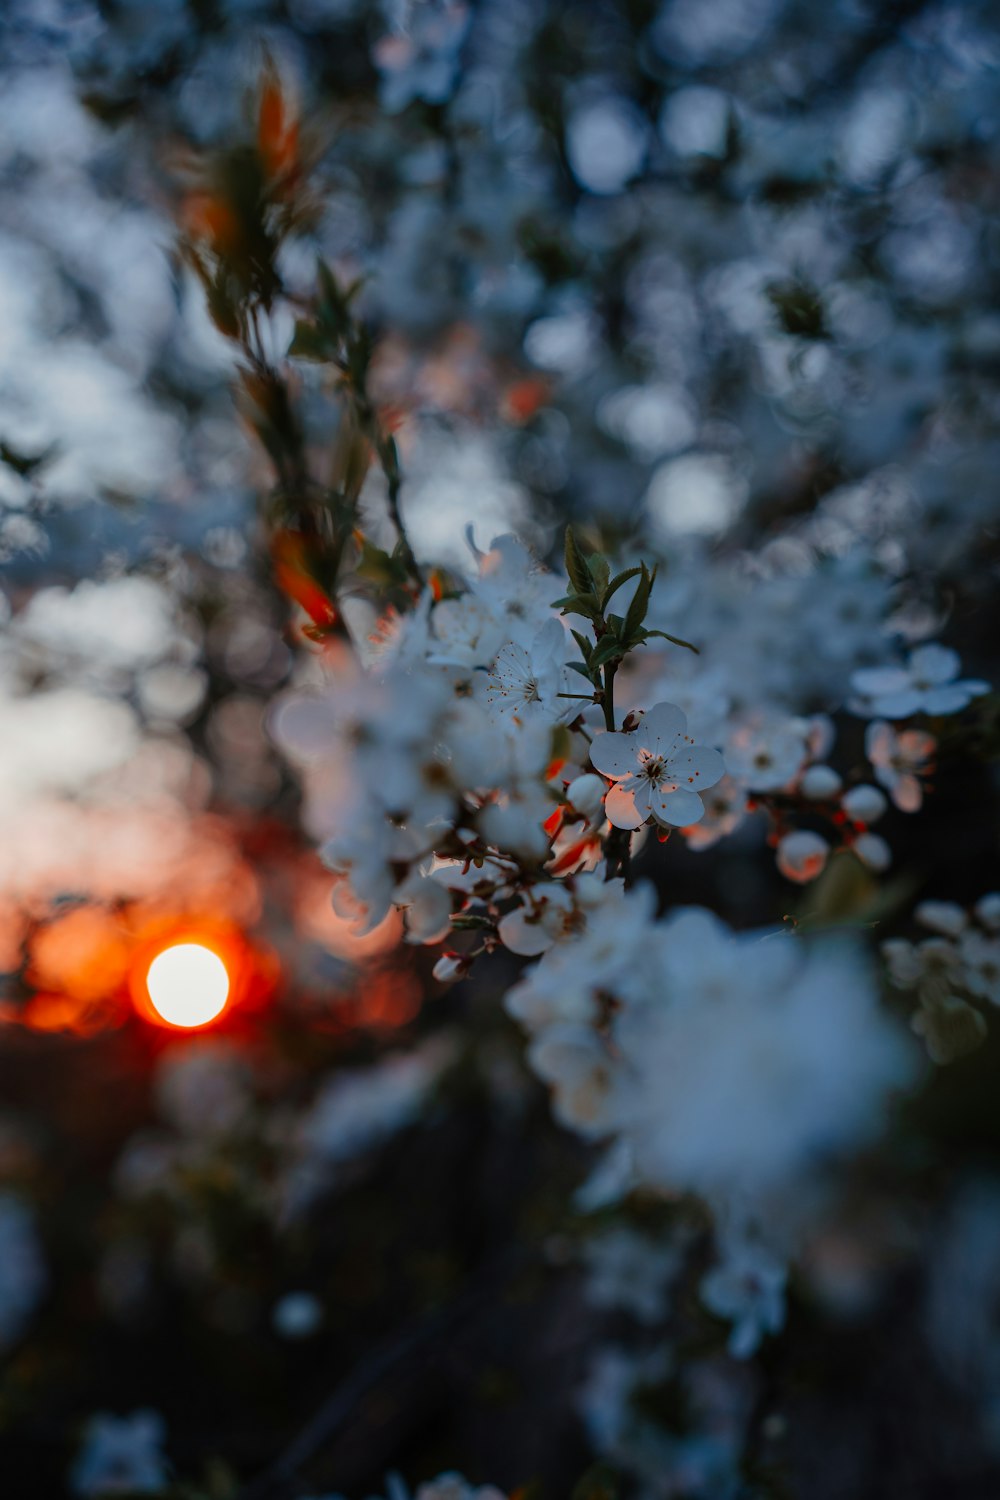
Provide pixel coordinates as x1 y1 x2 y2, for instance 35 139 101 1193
146 943 230 1028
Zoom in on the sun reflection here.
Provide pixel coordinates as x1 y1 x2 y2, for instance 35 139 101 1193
145 942 230 1028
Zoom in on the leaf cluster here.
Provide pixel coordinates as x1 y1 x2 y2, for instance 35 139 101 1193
554 527 697 699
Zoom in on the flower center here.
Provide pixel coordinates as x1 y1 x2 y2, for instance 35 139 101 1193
640 754 666 783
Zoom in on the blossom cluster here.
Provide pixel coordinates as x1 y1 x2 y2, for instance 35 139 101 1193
270 514 982 1358
884 896 1000 1063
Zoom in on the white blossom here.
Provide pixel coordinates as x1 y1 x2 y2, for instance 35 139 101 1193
776 830 830 883
724 714 808 793
850 643 989 719
482 617 575 725
854 832 892 872
70 1411 169 1496
700 1238 788 1359
865 719 935 812
916 901 968 938
590 702 725 829
800 764 842 799
841 784 888 824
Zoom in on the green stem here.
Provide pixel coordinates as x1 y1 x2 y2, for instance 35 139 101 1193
601 661 617 731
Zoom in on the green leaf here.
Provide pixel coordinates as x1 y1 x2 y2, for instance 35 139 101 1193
565 526 594 596
642 628 700 654
356 537 409 588
570 628 594 663
567 660 594 679
587 552 611 594
590 636 625 670
316 257 349 338
600 565 643 611
552 592 601 620
288 320 329 360
623 561 656 642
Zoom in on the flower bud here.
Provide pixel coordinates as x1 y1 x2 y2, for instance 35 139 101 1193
776 830 829 883
567 772 606 816
854 833 891 873
800 765 842 799
841 784 887 825
432 951 473 984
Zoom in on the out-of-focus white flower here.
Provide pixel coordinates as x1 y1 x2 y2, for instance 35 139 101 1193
465 535 559 648
565 96 648 195
272 1291 324 1339
0 1192 46 1352
881 897 1000 1061
854 832 892 873
976 894 1000 933
528 1023 621 1138
865 720 935 812
394 868 453 944
613 910 916 1214
776 830 829 883
960 930 1000 1006
497 883 576 956
583 1227 683 1324
482 618 574 725
724 715 808 793
916 901 968 938
850 644 989 719
701 1239 787 1359
565 772 606 816
800 764 842 799
683 775 748 850
373 1 470 114
70 1411 169 1495
504 879 657 1033
882 937 926 989
590 702 724 829
427 595 504 670
296 1040 454 1184
841 784 887 825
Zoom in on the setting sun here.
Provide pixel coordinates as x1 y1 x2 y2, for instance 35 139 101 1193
145 943 230 1029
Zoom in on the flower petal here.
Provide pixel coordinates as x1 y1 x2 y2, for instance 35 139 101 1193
865 719 894 764
639 701 687 751
897 729 936 762
497 909 554 956
922 686 969 716
653 785 705 827
909 643 959 686
892 773 923 813
589 731 638 780
665 743 726 792
605 783 644 829
853 667 910 697
871 688 922 720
